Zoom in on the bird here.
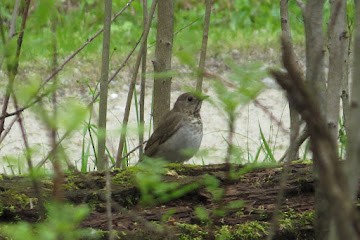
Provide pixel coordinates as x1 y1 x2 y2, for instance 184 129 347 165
143 92 206 163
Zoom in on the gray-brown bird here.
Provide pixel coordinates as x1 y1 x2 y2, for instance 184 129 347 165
144 92 205 163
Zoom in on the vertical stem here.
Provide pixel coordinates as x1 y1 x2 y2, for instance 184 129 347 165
50 9 64 201
196 0 212 92
224 113 235 180
0 0 31 137
139 0 148 158
105 156 113 240
280 0 301 162
97 0 112 171
326 0 347 140
13 95 45 218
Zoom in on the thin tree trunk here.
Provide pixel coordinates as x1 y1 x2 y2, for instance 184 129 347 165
50 12 63 201
152 0 174 129
97 0 112 171
196 0 212 92
347 0 360 202
280 0 301 162
139 0 148 159
326 0 347 140
303 1 328 239
326 1 348 238
341 14 352 141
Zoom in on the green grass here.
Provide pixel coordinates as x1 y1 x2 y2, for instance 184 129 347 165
1 0 307 65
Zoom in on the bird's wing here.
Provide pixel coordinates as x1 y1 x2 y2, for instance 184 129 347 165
144 111 183 157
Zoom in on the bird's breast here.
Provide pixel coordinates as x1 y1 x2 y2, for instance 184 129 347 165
157 117 203 162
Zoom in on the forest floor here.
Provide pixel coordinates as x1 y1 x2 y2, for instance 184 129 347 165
0 162 317 239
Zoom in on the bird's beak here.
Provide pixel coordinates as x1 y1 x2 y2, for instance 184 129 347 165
200 95 209 101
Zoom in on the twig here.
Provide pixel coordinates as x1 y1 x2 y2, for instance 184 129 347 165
115 0 158 168
196 0 212 91
0 115 19 144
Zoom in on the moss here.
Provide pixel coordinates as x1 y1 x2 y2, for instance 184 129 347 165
176 223 208 240
214 210 314 240
279 209 314 234
112 166 141 187
165 163 200 175
63 181 79 190
0 190 31 217
233 221 269 240
215 225 233 240
291 159 313 165
60 173 81 191
214 221 269 240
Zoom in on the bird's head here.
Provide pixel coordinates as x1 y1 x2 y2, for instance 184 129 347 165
173 92 208 115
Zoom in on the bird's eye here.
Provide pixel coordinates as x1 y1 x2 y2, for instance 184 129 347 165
187 96 193 102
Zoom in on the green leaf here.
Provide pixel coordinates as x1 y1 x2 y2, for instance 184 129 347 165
259 124 276 162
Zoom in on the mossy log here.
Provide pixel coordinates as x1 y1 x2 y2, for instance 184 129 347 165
0 163 321 239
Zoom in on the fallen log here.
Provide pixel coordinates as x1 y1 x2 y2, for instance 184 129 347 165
0 163 320 239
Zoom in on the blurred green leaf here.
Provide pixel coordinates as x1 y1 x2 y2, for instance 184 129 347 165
194 206 210 222
15 78 42 105
33 0 56 26
213 62 265 116
58 99 89 132
0 202 99 240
